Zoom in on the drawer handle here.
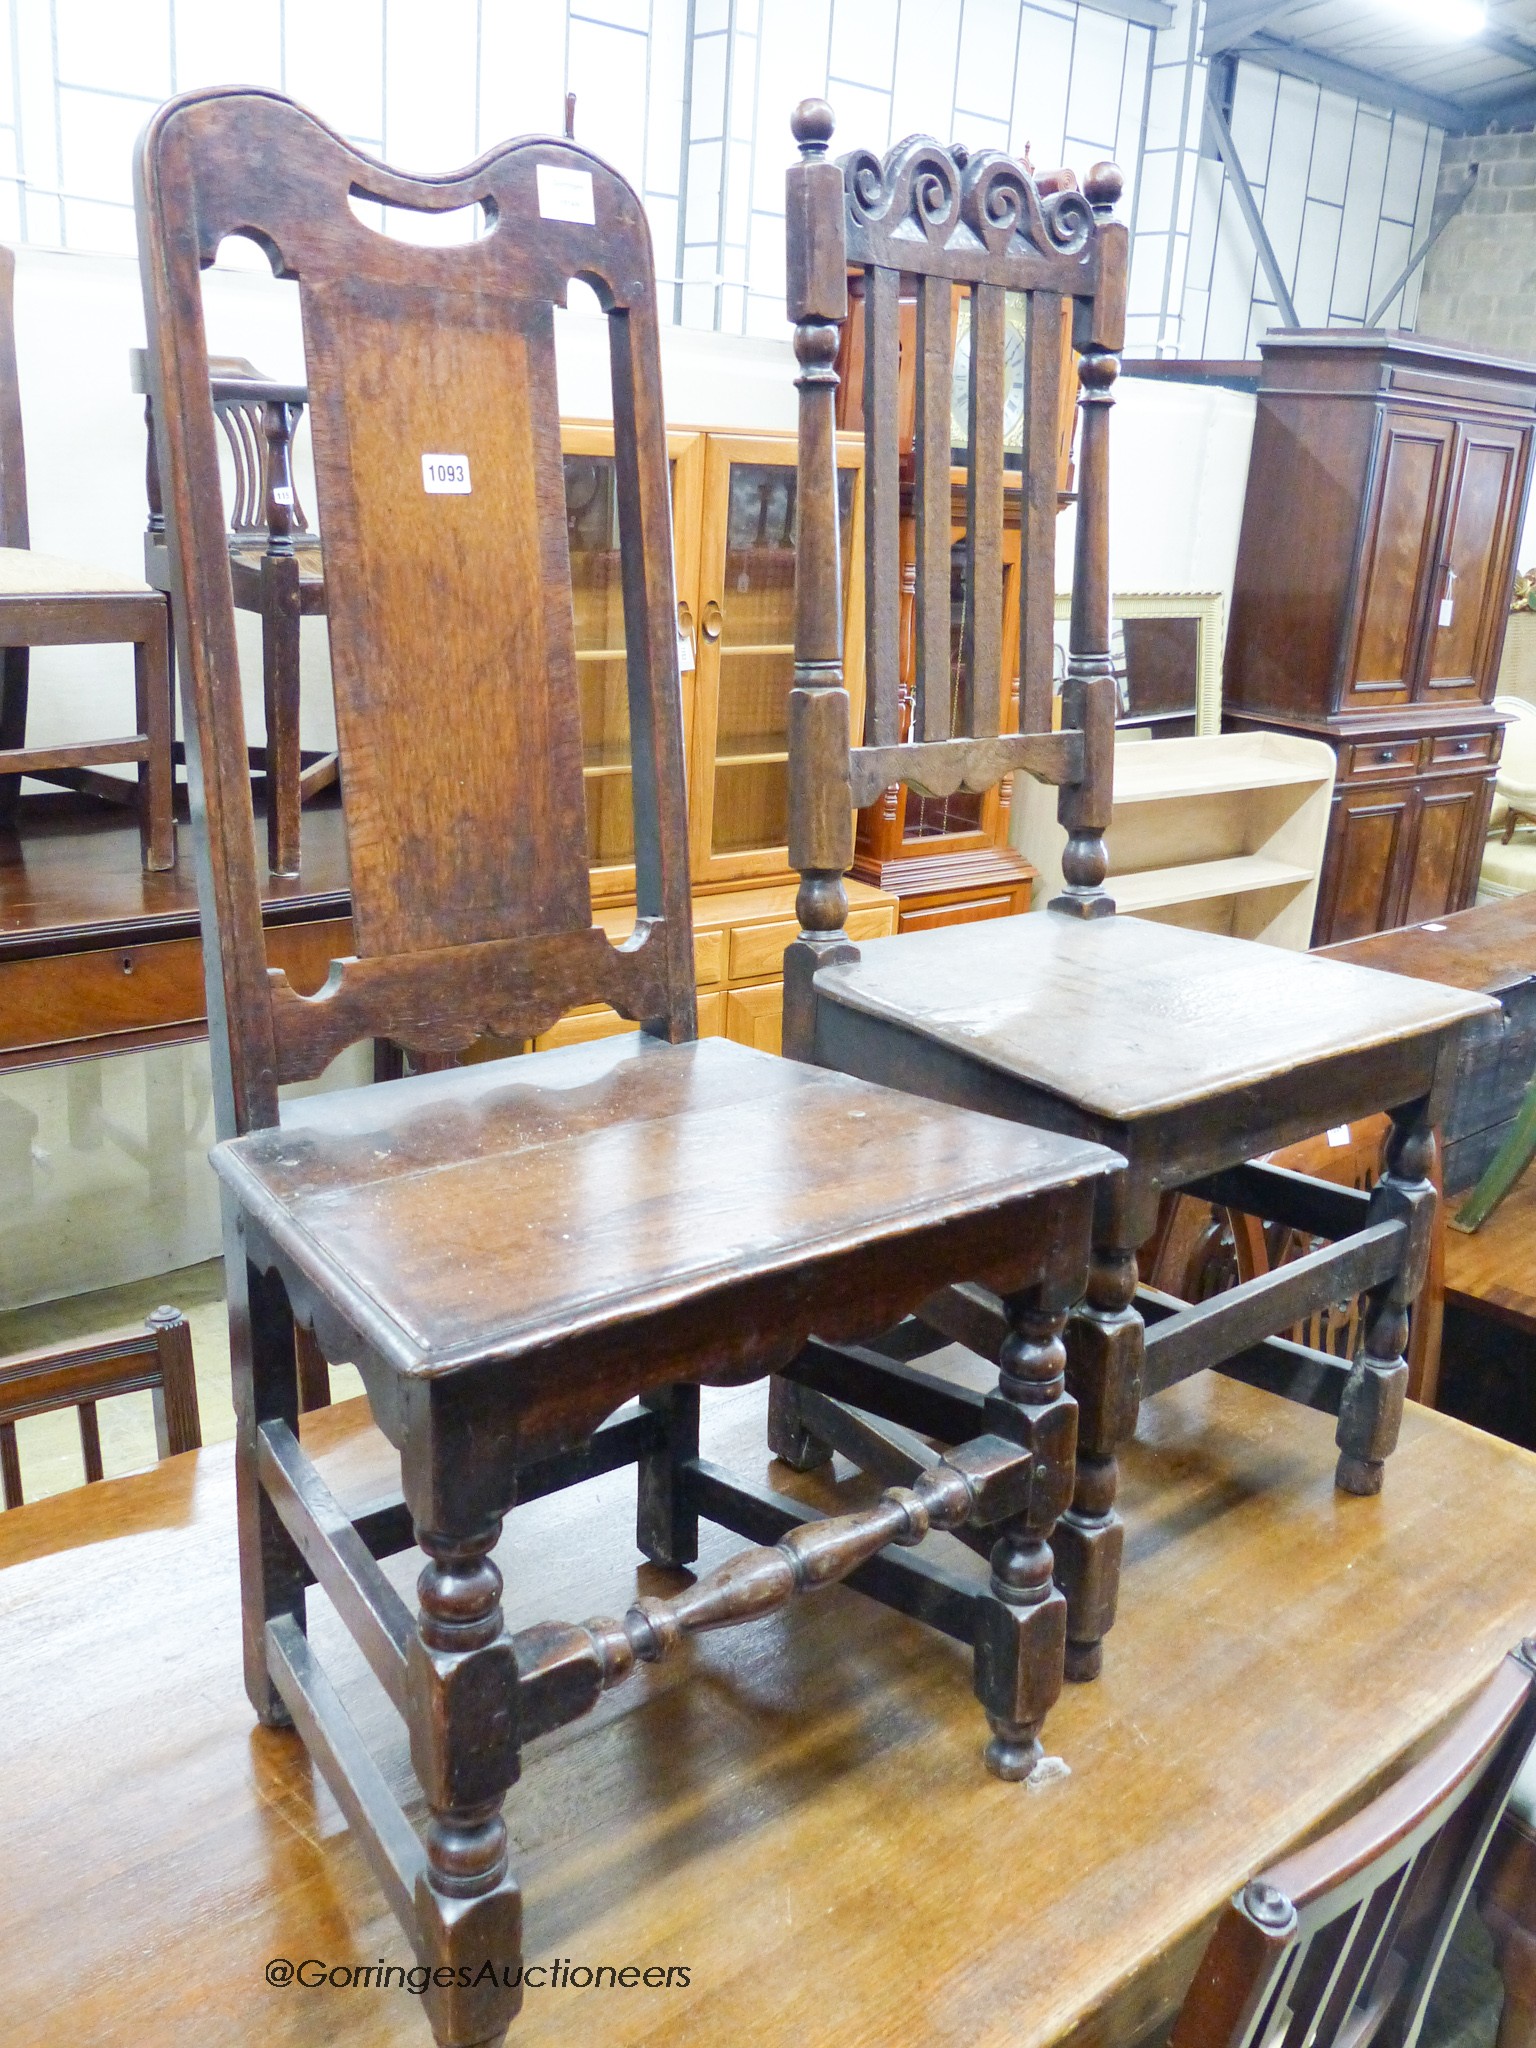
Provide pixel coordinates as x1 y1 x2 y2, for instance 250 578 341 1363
1452 739 1470 754
1376 748 1397 764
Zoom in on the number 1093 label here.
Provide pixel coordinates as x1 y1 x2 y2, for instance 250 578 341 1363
422 454 471 494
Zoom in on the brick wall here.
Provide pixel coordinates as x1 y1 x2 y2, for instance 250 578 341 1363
1417 123 1536 360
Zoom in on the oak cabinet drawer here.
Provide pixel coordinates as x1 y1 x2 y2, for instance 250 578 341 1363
900 893 1019 932
1427 730 1497 770
727 903 893 984
1341 738 1423 782
693 928 724 986
724 983 783 1055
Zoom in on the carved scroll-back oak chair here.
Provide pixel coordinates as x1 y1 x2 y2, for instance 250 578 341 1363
0 245 175 868
1170 1639 1536 2048
136 346 333 878
137 87 1121 2048
776 100 1496 1685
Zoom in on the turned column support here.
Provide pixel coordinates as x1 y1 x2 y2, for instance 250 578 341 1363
407 1519 524 2048
1336 1108 1434 1496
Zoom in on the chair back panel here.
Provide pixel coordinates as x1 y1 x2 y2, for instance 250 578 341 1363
300 275 591 956
1171 1645 1536 2048
136 88 695 1132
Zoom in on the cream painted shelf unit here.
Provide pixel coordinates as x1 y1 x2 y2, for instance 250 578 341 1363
1013 731 1338 947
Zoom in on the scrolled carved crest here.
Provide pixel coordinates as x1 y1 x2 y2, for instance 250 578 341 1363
961 149 1093 257
841 133 964 247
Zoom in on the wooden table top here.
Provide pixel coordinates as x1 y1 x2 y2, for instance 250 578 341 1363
1318 892 1536 997
3 1377 1534 2048
1445 1167 1536 1330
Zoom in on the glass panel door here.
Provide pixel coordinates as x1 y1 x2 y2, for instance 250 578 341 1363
692 437 860 885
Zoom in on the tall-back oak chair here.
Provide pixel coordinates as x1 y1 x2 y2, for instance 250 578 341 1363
1171 1641 1536 2048
137 88 1120 2048
778 100 1495 1684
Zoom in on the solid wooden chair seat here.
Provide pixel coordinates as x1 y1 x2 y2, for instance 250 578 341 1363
812 913 1494 1126
216 1033 1113 1387
0 546 153 599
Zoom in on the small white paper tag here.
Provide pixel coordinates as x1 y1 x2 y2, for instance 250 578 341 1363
1439 596 1455 628
676 623 695 673
271 485 294 507
537 163 596 224
1421 921 1447 932
1327 1125 1352 1148
422 453 471 495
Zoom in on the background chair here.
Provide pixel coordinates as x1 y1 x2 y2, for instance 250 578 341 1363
1170 1641 1536 2048
0 1304 199 1507
135 347 333 877
777 100 1494 1685
0 246 175 869
138 87 1119 2048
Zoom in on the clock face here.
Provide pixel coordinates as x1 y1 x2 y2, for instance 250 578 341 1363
951 291 1030 455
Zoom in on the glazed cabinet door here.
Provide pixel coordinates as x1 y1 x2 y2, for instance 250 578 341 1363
1313 781 1416 943
562 423 704 902
1402 770 1496 923
1343 412 1455 712
1418 422 1528 705
688 433 865 889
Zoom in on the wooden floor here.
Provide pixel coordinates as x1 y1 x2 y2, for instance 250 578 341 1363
3 1373 1536 2048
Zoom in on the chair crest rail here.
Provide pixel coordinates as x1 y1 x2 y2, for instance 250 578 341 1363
849 730 1081 808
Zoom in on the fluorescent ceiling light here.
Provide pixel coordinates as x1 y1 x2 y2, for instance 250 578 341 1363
1381 0 1486 35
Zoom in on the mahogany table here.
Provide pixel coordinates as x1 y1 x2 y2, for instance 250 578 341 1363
2 1372 1534 2047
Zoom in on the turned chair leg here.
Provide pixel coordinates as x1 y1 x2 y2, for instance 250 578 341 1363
407 1518 524 2048
973 1288 1076 1779
135 603 176 871
0 644 26 828
1336 1107 1432 1496
1055 1199 1145 1683
229 1250 306 1727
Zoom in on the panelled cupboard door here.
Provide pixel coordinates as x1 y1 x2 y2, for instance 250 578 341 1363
560 421 704 903
1403 772 1496 924
1345 412 1455 711
1421 423 1529 703
687 432 866 889
1316 782 1416 942
724 981 784 1055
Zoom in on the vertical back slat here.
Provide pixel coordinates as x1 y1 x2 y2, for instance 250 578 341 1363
78 1401 104 1483
913 271 952 742
0 1419 21 1508
863 264 902 746
1020 289 1063 738
963 281 1006 738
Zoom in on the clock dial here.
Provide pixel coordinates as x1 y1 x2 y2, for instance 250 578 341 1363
950 291 1030 455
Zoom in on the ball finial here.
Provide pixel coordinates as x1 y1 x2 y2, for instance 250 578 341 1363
1085 161 1123 214
792 98 835 158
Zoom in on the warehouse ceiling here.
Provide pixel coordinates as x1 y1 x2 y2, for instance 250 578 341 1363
1203 0 1536 129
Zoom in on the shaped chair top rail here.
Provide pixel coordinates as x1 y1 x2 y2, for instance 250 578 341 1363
136 87 694 1136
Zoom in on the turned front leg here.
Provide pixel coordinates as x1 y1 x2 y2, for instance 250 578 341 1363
1336 1109 1434 1497
408 1521 524 2048
973 1293 1077 1780
1055 1229 1143 1683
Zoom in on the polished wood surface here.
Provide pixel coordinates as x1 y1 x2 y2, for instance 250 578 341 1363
1317 891 1536 992
813 912 1492 1125
1444 1167 1536 1334
3 1376 1536 2048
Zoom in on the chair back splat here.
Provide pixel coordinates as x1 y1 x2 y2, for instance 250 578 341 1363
1173 1643 1536 2048
783 98 1125 1054
136 88 696 1136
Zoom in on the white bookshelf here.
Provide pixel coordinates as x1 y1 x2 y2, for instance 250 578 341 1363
1012 731 1338 948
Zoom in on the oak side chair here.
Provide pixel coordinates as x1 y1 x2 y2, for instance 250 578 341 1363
135 346 333 878
1170 1639 1536 2048
0 244 175 869
136 87 1121 2048
0 1303 199 1508
775 100 1497 1685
